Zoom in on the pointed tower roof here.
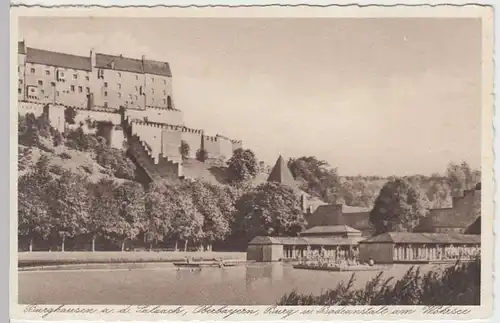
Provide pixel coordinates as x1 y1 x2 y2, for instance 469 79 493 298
267 155 296 187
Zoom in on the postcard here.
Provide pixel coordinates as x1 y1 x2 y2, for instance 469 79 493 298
10 3 494 321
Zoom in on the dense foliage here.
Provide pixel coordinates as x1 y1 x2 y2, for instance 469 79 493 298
288 156 341 204
369 178 430 234
17 115 480 251
233 182 306 239
227 148 258 183
278 257 480 305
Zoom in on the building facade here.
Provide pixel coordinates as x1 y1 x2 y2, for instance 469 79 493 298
17 41 242 168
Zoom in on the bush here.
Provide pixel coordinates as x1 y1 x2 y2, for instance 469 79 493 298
278 258 480 305
196 148 208 162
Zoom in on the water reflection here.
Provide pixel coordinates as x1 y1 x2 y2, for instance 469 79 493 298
245 263 284 290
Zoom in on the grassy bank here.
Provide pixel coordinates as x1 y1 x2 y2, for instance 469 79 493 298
278 257 480 305
18 251 246 268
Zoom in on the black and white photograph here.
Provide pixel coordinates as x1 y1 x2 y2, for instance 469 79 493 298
11 4 494 321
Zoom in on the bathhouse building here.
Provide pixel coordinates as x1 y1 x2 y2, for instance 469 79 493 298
247 225 364 262
358 232 480 264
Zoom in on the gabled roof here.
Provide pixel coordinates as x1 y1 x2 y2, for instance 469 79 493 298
360 232 481 245
267 155 296 187
301 225 360 235
25 47 92 71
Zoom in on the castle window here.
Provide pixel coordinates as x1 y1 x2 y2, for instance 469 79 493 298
85 76 90 81
40 89 45 94
135 75 138 80
98 69 104 79
151 77 155 82
151 89 155 94
118 93 122 98
18 79 22 85
135 85 138 91
45 70 50 76
162 98 166 104
86 87 90 93
163 90 166 95
30 68 35 73
104 82 108 88
18 88 21 94
78 86 83 93
129 94 132 99
38 80 43 86
104 91 108 97
118 83 122 89
118 72 122 77
73 74 78 80
56 91 59 96
50 82 55 87
163 79 166 84
70 85 75 92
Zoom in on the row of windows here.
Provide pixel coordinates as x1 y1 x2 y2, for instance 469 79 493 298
29 68 90 81
27 67 168 84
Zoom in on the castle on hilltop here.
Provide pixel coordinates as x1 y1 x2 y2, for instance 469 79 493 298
17 41 242 181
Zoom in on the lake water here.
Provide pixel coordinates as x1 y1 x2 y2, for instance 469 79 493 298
18 262 444 305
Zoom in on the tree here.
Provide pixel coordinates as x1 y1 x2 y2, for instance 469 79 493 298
184 180 231 250
196 148 208 162
145 181 175 250
113 181 147 251
234 182 306 240
369 178 429 235
64 107 77 124
227 148 258 183
87 179 120 251
288 156 341 203
446 161 481 196
95 144 136 180
47 170 91 251
179 140 190 160
18 155 54 251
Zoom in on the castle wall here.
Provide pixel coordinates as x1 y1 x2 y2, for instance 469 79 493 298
18 101 44 118
74 109 121 126
18 102 65 133
232 140 243 152
110 127 125 150
125 107 183 125
131 121 162 159
161 125 182 163
202 135 220 159
216 135 233 160
46 104 66 133
181 128 203 159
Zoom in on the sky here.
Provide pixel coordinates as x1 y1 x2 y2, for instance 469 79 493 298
18 17 482 176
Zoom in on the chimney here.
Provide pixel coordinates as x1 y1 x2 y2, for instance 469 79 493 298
90 49 96 70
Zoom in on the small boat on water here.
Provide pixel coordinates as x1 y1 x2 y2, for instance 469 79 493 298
293 263 386 272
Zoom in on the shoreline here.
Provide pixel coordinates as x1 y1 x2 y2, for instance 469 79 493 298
18 251 247 268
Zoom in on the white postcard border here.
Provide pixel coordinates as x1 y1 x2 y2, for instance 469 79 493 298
9 3 495 321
